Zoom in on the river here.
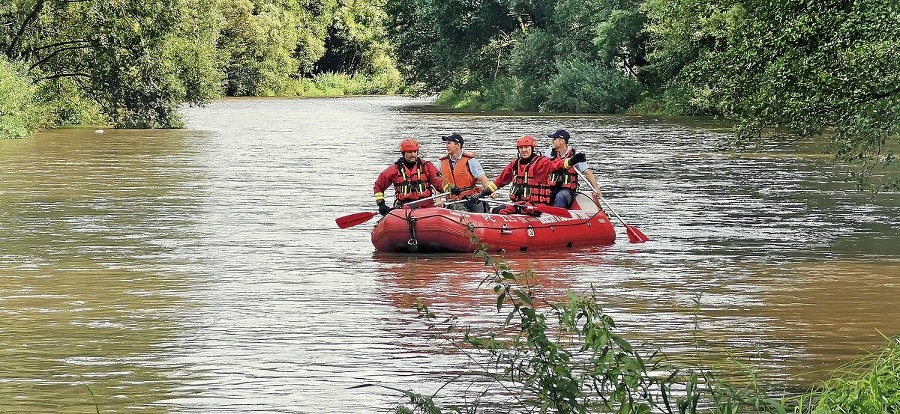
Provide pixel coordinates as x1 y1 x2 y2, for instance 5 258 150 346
1 96 898 413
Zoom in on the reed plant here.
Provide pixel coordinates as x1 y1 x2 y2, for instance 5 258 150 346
790 334 900 413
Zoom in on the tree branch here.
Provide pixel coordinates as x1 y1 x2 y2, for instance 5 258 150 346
26 39 93 54
5 0 46 58
28 44 94 71
35 72 90 82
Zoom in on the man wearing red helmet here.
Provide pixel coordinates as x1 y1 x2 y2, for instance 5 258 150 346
479 135 586 213
374 138 445 216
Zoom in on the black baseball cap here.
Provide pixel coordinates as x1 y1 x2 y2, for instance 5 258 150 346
441 133 464 145
548 129 570 142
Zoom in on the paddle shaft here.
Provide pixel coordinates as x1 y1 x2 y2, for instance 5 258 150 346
575 168 627 225
575 168 649 242
404 191 451 206
335 191 450 229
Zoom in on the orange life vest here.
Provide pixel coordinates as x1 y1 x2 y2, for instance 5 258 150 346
548 146 579 190
439 151 481 200
509 157 552 204
392 159 434 203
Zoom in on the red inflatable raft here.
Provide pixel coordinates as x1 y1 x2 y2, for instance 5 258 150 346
371 193 615 253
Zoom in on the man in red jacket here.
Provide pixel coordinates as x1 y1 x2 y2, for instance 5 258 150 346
374 138 445 216
479 135 585 214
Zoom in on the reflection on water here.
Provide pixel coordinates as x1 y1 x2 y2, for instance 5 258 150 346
1 97 898 412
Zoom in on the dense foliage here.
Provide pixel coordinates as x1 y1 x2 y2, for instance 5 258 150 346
387 0 898 185
0 57 41 138
1 0 222 128
643 0 899 185
2 0 897 186
1 0 401 133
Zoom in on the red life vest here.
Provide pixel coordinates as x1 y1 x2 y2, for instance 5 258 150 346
548 146 579 190
509 157 552 204
439 151 480 200
392 159 434 203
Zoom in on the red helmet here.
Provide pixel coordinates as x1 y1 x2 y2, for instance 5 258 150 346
516 135 536 148
399 138 420 152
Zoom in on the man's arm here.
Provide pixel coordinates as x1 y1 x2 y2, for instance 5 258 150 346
373 167 396 204
582 168 602 195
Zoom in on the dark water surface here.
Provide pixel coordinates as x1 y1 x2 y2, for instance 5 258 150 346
1 96 898 413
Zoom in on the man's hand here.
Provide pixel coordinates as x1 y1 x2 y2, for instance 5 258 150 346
479 188 493 198
450 186 462 196
571 152 586 165
377 201 390 216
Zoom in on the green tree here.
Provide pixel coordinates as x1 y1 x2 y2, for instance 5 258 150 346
2 0 222 128
386 0 649 112
386 0 518 94
218 0 335 96
644 0 899 185
313 0 403 93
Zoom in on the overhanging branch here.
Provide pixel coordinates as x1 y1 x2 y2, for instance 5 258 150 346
35 72 90 82
5 0 46 58
28 44 94 71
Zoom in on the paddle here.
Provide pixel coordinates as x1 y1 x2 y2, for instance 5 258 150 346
575 169 650 243
479 198 572 218
335 211 379 229
335 192 451 229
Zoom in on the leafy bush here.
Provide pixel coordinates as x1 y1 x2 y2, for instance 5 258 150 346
543 59 643 113
629 78 710 116
0 58 43 139
434 88 483 109
36 78 107 127
479 76 523 111
434 77 535 111
292 71 405 97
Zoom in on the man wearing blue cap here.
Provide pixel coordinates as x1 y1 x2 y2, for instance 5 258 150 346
438 133 495 212
545 129 602 208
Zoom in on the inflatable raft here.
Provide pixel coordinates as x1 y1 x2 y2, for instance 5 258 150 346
371 193 615 253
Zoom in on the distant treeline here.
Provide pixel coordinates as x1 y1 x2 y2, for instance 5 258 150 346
2 0 898 186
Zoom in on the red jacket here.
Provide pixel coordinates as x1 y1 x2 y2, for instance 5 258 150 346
492 155 568 205
374 158 444 207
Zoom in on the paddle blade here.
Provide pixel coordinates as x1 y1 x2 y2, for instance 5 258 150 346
336 211 379 229
625 225 650 243
534 205 572 218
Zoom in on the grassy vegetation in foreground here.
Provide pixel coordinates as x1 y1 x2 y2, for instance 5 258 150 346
364 242 900 413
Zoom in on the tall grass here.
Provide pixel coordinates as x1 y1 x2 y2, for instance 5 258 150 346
792 334 900 413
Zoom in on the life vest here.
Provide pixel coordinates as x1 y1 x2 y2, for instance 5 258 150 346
439 151 480 200
548 146 579 190
509 157 552 204
392 158 433 204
